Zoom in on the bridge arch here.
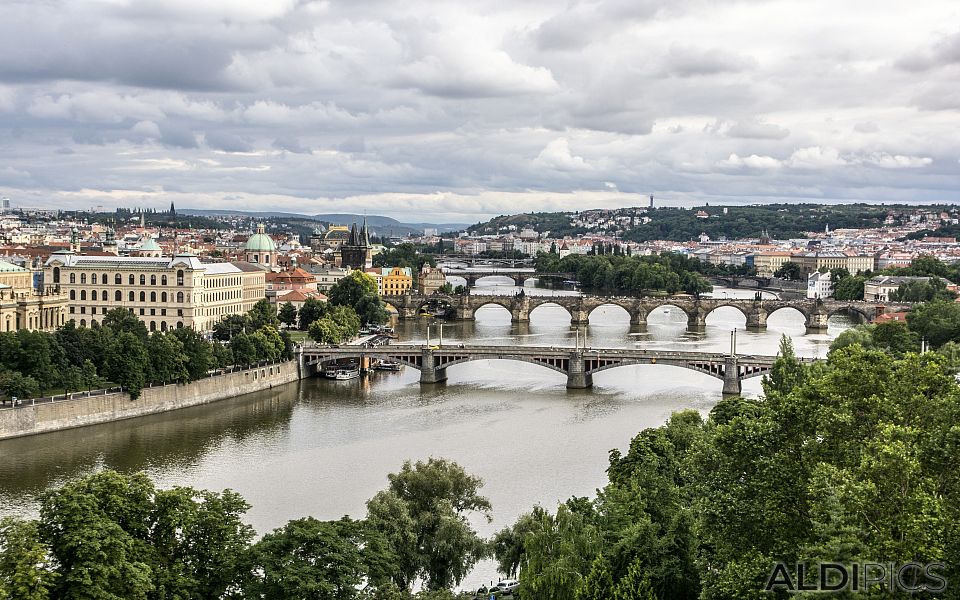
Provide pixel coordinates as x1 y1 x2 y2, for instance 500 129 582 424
473 274 522 287
826 305 871 324
470 298 515 313
703 303 749 322
527 301 573 320
585 302 634 323
767 305 811 320
642 302 693 321
437 355 569 376
306 353 422 371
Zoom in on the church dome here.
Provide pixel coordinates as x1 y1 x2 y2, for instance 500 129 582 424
139 236 161 252
244 223 277 252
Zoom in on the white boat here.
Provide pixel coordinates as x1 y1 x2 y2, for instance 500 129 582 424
335 366 360 380
375 360 402 371
323 365 339 378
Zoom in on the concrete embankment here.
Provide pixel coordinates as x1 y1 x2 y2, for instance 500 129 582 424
0 360 300 440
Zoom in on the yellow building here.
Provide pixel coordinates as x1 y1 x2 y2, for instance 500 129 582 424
0 259 68 332
753 251 793 277
43 251 267 333
365 267 413 295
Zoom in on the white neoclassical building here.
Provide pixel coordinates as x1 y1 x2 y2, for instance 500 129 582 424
43 251 267 332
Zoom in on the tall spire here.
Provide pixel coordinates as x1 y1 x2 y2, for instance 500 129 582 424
362 218 370 246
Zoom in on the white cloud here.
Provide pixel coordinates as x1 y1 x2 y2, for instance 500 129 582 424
720 153 782 169
787 146 848 169
533 139 592 171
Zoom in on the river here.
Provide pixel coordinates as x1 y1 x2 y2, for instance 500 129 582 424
0 283 850 590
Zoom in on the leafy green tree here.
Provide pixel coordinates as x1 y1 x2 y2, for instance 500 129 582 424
773 261 801 281
831 275 865 300
891 276 958 302
492 506 548 578
828 267 850 283
330 271 380 308
356 294 390 325
213 314 251 341
147 332 190 384
102 308 149 341
38 471 253 600
241 517 395 599
829 325 875 353
15 330 61 394
278 302 298 328
230 333 258 366
0 371 40 400
575 555 614 600
104 331 149 398
298 298 329 330
248 298 280 330
762 335 808 396
81 359 103 391
0 518 57 600
366 459 491 591
907 299 960 348
872 319 920 355
516 504 601 600
170 327 214 381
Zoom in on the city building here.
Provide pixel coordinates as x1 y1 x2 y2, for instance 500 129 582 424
43 251 266 332
340 221 373 269
243 223 279 268
0 259 68 331
365 267 413 295
806 271 833 299
864 275 936 302
418 265 447 294
753 251 793 277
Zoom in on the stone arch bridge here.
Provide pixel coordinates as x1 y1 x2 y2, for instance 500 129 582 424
382 293 908 333
299 344 820 395
442 269 573 288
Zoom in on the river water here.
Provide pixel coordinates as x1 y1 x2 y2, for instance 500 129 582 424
0 283 850 590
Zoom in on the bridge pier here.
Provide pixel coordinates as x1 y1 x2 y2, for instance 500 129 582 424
455 306 475 320
511 306 530 323
570 309 590 326
746 309 768 331
687 310 707 330
630 310 647 327
419 349 447 384
566 351 593 389
722 356 741 397
805 312 829 333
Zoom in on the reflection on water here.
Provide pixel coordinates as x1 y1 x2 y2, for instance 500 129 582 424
0 285 849 589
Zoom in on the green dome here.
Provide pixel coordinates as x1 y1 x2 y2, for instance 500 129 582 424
245 224 277 252
139 236 161 252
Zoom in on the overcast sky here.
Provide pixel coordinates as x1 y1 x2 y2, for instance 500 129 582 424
0 0 958 222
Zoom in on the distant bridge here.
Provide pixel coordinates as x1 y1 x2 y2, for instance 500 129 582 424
382 292 909 333
298 344 820 394
442 269 573 288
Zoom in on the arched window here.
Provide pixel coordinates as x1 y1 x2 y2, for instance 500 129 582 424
129 274 135 285
160 322 167 332
176 291 184 303
140 274 146 285
176 321 184 329
53 267 60 284
115 290 121 301
150 275 157 286
80 274 86 284
161 292 167 302
70 273 76 283
150 321 156 332
80 319 86 328
69 290 75 300
150 292 156 302
129 291 134 301
140 291 146 302
115 273 121 284
80 290 86 300
177 270 184 286
100 290 107 301
161 275 167 285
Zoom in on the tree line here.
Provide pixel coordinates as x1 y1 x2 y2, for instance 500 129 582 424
5 334 958 598
0 459 489 600
535 252 715 296
270 271 390 345
0 300 293 402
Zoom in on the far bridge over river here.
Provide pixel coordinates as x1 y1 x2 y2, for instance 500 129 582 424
299 344 820 395
382 293 909 333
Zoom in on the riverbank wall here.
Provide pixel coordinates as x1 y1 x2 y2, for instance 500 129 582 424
0 360 300 440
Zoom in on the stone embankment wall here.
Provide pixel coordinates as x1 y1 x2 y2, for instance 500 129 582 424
0 361 300 440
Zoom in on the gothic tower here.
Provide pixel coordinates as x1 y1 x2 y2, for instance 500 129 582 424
340 219 373 269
